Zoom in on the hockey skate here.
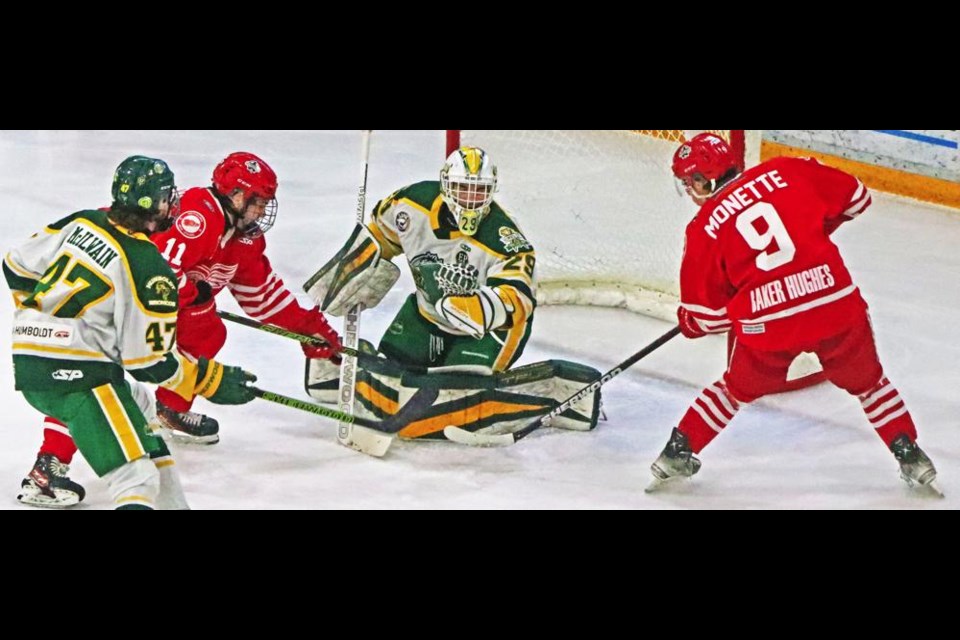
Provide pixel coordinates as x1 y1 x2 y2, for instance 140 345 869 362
646 428 702 493
17 454 86 508
889 435 942 496
157 402 220 445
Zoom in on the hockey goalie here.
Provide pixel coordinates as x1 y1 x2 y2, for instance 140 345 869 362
304 146 602 440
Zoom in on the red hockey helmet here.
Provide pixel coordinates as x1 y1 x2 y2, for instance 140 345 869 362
672 133 737 182
212 152 278 201
212 152 278 236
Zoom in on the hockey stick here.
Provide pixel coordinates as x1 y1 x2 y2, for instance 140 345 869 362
253 387 395 431
218 309 435 377
217 310 370 362
336 130 377 455
443 325 682 446
253 385 438 458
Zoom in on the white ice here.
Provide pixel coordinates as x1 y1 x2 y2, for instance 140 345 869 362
1 130 957 509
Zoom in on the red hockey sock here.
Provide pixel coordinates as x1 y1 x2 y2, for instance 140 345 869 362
156 386 194 413
859 377 917 446
38 417 78 464
678 381 741 453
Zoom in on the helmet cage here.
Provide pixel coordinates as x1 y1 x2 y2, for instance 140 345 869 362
440 147 498 236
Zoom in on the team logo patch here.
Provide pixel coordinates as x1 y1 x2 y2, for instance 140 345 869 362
245 160 261 173
146 275 177 308
498 227 532 253
409 252 441 290
678 144 692 160
396 211 410 232
176 211 206 239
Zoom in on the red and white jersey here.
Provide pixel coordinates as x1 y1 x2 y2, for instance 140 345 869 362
151 187 304 326
680 157 872 349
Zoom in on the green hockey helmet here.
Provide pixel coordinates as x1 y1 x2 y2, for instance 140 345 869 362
111 155 177 214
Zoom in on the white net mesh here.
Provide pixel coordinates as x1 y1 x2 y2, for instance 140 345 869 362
460 130 734 320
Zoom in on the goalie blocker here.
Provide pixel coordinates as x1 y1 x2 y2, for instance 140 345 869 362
305 345 602 440
304 224 400 317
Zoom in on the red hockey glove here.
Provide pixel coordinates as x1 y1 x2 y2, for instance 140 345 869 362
180 282 218 327
299 307 342 360
678 307 708 339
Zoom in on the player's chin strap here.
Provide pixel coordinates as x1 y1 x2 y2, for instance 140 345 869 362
444 325 681 446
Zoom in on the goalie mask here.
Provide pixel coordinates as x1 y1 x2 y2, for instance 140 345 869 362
672 133 738 205
440 146 498 236
111 155 178 229
212 151 279 237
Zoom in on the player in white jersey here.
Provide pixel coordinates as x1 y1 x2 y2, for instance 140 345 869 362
4 156 258 509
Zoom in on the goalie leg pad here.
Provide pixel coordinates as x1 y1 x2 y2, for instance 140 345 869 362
305 339 379 404
498 360 603 431
308 354 603 440
303 224 400 316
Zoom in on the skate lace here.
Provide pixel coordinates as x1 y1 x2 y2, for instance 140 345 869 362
178 411 203 428
160 404 203 430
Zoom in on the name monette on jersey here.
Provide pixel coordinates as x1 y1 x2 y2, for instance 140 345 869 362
65 226 119 269
703 170 789 240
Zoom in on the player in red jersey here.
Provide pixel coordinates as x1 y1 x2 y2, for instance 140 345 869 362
149 152 341 443
648 133 939 493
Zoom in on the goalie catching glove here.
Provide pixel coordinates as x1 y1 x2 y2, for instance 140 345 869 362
418 261 513 338
303 224 400 316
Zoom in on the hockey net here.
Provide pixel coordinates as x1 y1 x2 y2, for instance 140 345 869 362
448 130 758 321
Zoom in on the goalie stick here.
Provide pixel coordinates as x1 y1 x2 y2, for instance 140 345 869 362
337 130 374 455
443 326 682 446
298 131 380 455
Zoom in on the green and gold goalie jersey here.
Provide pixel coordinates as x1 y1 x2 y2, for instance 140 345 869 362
368 181 537 333
4 210 180 392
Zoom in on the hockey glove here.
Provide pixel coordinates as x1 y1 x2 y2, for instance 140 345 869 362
192 280 213 306
436 287 511 339
299 307 343 360
195 357 257 405
303 224 400 316
418 262 479 306
181 281 217 324
677 307 708 339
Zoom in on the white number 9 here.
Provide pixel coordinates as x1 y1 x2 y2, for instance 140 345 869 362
735 202 796 271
